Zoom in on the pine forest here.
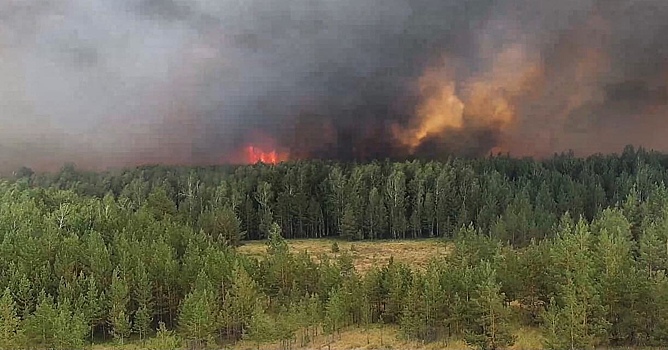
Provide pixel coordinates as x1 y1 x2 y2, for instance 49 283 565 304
3 146 668 349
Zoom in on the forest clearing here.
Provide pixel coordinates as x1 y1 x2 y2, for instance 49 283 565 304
237 238 449 274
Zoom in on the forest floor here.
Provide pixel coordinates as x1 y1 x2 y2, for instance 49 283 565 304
237 238 450 273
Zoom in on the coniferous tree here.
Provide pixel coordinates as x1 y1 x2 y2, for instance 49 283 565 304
52 298 87 350
400 276 427 342
134 261 154 341
202 205 244 247
145 186 177 221
222 263 263 339
145 322 181 350
0 288 22 350
366 187 387 240
108 268 131 344
340 203 358 241
244 306 277 350
83 274 104 342
465 262 515 350
306 197 324 238
11 273 34 320
543 216 607 349
592 209 637 344
24 291 57 349
325 287 347 341
177 271 217 349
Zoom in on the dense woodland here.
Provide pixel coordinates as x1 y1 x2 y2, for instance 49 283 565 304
2 146 668 349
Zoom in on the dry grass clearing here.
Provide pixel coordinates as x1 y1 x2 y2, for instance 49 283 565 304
92 325 545 350
237 238 450 273
233 325 473 350
508 326 545 350
232 325 544 350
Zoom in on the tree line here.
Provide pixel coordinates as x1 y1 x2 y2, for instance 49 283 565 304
15 145 668 244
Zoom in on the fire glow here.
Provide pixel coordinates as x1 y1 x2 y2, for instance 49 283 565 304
244 145 288 164
392 45 543 154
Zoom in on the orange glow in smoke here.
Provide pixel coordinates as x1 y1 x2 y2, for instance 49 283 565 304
244 145 288 164
392 45 543 154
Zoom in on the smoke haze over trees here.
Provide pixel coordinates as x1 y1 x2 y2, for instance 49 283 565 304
2 0 668 170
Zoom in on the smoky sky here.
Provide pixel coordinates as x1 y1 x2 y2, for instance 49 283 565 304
2 0 668 170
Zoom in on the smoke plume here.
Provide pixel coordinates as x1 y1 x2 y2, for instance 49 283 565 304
2 0 668 170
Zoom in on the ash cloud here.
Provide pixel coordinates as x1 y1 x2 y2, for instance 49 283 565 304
1 0 668 170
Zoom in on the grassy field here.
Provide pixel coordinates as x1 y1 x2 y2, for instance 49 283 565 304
237 238 451 273
232 325 472 350
92 325 544 350
233 326 545 350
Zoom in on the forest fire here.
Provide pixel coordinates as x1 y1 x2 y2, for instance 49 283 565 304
243 145 289 164
392 46 542 154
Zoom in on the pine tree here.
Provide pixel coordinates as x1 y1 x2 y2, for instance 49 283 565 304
303 293 322 345
146 322 181 350
366 187 387 239
645 271 668 345
178 271 217 349
325 288 348 339
108 268 131 344
423 266 444 341
543 215 607 349
340 203 358 241
593 209 637 344
223 263 263 338
203 205 245 247
145 186 177 220
639 212 668 274
465 262 515 350
83 274 104 342
24 291 57 349
52 298 87 350
83 231 112 282
400 276 427 342
266 222 288 256
306 197 324 238
0 287 22 350
543 285 595 350
423 191 436 237
133 261 154 341
11 273 33 319
275 304 300 349
360 293 373 344
244 306 276 350
542 297 569 350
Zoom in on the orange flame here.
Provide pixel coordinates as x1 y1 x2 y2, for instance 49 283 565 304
244 145 288 164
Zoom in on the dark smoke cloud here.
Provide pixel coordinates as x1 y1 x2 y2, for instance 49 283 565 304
1 0 668 170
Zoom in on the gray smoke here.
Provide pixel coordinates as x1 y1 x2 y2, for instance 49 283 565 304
1 0 668 170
